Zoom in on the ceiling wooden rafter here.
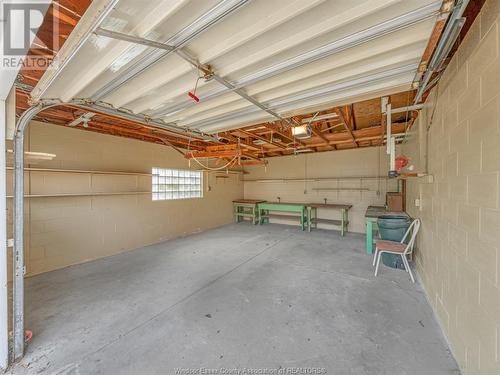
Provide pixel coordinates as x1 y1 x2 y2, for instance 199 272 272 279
13 0 484 161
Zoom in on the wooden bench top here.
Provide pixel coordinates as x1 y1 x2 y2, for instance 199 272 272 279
234 201 352 210
307 203 352 209
260 202 306 206
365 205 387 218
232 199 266 204
365 205 410 218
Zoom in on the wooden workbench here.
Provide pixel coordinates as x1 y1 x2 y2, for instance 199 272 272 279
306 203 352 236
257 202 308 230
233 199 266 224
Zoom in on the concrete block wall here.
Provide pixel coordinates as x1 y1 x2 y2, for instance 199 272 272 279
243 147 398 233
405 1 500 373
7 121 243 276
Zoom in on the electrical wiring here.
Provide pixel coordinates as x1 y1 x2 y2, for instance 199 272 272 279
190 155 239 170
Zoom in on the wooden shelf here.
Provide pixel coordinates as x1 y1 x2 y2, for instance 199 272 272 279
6 167 242 176
244 175 389 183
311 218 348 226
7 191 151 198
264 213 302 221
312 188 369 191
235 212 256 217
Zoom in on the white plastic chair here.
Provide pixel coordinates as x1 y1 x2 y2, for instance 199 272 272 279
373 218 420 283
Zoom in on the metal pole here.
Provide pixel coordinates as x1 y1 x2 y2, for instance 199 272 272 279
12 101 59 361
386 103 392 154
0 99 7 371
414 0 470 104
10 97 219 363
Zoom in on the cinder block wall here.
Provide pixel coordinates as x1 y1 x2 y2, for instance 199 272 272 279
405 1 500 373
243 147 398 233
7 121 243 276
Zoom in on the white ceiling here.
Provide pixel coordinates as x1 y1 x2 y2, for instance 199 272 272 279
32 0 443 133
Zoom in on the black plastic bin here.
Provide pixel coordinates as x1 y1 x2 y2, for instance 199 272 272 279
377 215 411 269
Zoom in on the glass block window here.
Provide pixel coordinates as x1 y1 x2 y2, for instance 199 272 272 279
152 168 203 201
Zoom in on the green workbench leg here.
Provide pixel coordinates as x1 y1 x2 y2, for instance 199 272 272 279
307 207 311 232
341 209 345 237
366 220 373 254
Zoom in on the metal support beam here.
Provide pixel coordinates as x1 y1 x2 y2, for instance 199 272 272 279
150 1 441 118
192 62 417 132
0 99 8 371
386 103 392 154
176 48 287 122
21 80 220 143
391 104 424 114
379 96 389 146
212 75 285 121
95 28 289 124
414 0 469 103
12 101 60 361
91 0 249 101
94 27 175 52
8 94 217 363
19 82 221 143
67 100 220 143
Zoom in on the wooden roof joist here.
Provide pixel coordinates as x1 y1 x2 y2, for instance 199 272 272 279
184 144 267 165
16 0 483 159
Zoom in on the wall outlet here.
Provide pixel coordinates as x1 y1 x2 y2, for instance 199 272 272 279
415 198 421 207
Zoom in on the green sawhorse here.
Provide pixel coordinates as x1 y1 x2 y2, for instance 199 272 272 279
233 200 265 224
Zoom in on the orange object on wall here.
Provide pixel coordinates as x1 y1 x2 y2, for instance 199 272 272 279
395 155 410 171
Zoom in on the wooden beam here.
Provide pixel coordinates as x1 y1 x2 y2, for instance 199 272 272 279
239 159 268 166
350 104 357 131
221 132 264 151
418 19 447 73
185 149 241 159
263 122 306 147
310 123 334 150
334 107 357 147
206 144 238 151
239 129 287 150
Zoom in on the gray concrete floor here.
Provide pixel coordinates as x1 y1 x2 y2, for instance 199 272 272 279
9 224 459 375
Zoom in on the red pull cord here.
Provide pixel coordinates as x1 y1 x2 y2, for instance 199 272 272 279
188 76 202 102
188 92 200 102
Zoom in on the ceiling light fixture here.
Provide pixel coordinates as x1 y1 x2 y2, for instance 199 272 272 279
291 125 312 139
